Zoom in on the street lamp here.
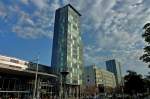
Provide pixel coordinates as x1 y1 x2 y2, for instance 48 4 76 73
60 67 69 99
32 55 39 99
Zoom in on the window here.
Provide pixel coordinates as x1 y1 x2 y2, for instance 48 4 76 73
69 67 72 71
69 15 73 21
73 80 78 84
68 21 71 26
24 62 28 65
73 24 77 30
10 59 19 63
9 65 21 69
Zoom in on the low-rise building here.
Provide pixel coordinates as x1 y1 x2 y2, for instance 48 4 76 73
0 54 58 99
84 65 116 94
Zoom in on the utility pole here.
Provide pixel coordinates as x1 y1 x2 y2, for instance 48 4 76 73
121 76 124 99
33 55 39 99
118 62 124 99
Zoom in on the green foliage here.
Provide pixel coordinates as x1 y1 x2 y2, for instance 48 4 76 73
140 23 150 67
124 70 147 95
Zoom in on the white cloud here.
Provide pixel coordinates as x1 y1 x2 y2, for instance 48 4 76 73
64 0 150 75
0 0 149 75
0 0 61 39
7 0 61 39
0 2 7 18
21 0 29 5
31 0 48 9
50 0 60 11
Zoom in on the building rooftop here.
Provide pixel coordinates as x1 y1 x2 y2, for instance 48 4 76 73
58 4 81 16
85 64 115 75
0 54 56 75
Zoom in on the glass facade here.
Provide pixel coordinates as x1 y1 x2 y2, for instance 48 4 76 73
51 5 83 85
106 59 122 86
84 65 116 88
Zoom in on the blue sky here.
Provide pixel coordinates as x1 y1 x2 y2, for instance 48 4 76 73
0 0 150 76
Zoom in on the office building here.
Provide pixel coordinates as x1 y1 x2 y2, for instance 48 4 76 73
51 4 83 86
84 65 116 94
106 59 122 86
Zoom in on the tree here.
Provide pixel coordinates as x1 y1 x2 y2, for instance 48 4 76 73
146 72 150 79
143 78 150 94
140 23 150 68
124 70 146 95
144 72 150 93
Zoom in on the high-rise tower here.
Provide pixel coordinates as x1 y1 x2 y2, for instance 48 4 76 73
106 59 122 86
51 4 83 85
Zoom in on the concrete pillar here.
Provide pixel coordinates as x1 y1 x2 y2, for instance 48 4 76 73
68 86 71 97
75 87 77 98
73 87 74 98
77 86 79 99
37 78 41 99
